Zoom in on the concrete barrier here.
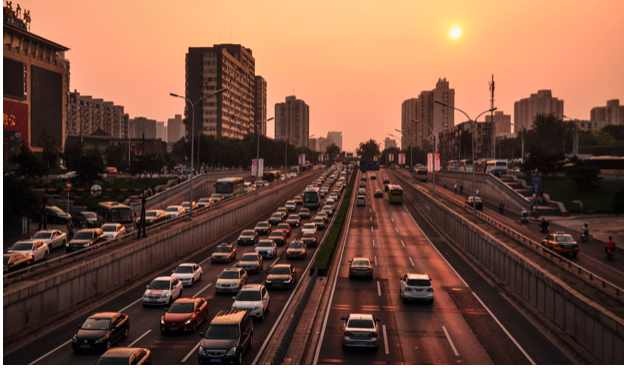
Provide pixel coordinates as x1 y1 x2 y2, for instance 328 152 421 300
2 171 319 345
392 172 624 364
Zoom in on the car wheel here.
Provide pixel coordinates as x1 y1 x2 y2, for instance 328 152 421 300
105 340 111 351
199 272 202 281
61 240 66 248
193 321 197 332
123 327 129 339
260 310 265 321
44 251 49 260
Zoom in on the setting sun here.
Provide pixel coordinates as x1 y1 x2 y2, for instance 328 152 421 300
451 28 461 39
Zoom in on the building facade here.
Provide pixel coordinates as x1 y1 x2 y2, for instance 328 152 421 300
401 98 419 149
514 90 564 131
129 117 157 139
67 90 126 138
327 131 343 151
156 121 166 142
167 114 185 144
308 137 317 151
185 44 258 139
254 75 267 136
384 137 397 149
66 130 167 158
316 136 331 153
590 99 624 126
575 120 607 133
437 120 494 166
275 95 309 149
485 110 512 137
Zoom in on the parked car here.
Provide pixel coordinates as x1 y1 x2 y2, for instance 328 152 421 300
165 206 186 219
96 348 151 365
31 229 67 249
211 243 237 264
238 252 263 274
231 284 270 320
143 276 183 306
171 263 203 286
71 312 130 352
73 211 99 228
3 252 33 273
215 268 248 293
160 297 208 333
198 310 254 364
399 273 434 303
340 313 380 350
67 228 106 253
101 223 126 240
265 264 297 289
255 240 277 259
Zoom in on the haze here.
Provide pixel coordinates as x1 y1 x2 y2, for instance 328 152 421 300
18 0 624 151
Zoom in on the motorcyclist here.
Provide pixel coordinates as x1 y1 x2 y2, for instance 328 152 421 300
454 184 457 193
67 220 74 240
581 224 589 237
539 217 549 231
444 180 447 189
606 237 616 255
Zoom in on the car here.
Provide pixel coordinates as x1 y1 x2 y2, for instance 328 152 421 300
542 231 579 257
325 199 336 209
312 217 326 230
161 297 208 333
96 347 152 365
136 210 168 227
198 310 254 365
238 252 263 274
359 181 366 188
211 243 237 263
44 206 72 224
275 223 292 237
298 208 311 219
238 229 259 245
285 200 298 212
165 205 186 219
265 264 297 289
215 268 248 293
301 231 319 247
357 195 366 206
370 174 377 180
328 193 339 201
268 231 287 246
3 252 33 273
100 223 126 240
255 240 277 259
262 180 269 187
143 276 184 306
231 284 270 320
31 229 67 249
286 214 301 227
254 221 271 235
384 184 389 192
321 205 334 217
210 193 225 203
286 240 308 259
57 171 77 179
181 201 199 213
268 213 284 226
348 257 374 279
341 313 380 350
374 189 383 198
255 180 264 189
317 212 329 223
67 228 106 253
361 176 367 181
465 196 483 210
73 211 99 228
399 273 434 303
383 178 390 184
294 196 303 205
357 188 366 196
198 198 214 208
72 312 130 352
301 223 317 233
276 207 288 216
172 263 203 286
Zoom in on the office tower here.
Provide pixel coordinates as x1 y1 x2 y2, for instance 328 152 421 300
327 131 343 151
275 95 309 148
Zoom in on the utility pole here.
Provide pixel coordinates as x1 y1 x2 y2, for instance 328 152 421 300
489 74 495 159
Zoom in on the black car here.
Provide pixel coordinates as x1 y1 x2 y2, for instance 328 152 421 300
96 347 152 365
383 178 390 184
3 253 33 273
268 231 286 246
198 310 253 365
374 189 383 198
136 210 168 227
268 213 284 226
265 264 297 289
73 211 99 228
465 196 483 210
237 230 258 245
254 221 271 235
67 228 106 253
72 312 130 352
45 206 71 224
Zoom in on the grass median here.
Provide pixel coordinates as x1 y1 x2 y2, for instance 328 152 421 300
312 167 357 276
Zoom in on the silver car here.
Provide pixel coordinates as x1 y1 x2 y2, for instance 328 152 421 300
357 195 366 206
341 313 380 350
31 229 67 250
239 252 263 273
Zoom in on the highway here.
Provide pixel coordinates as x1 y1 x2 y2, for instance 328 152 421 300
3 170 332 365
314 169 570 364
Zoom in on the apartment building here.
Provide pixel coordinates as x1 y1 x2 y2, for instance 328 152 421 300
67 90 127 138
513 90 564 131
275 95 309 148
590 99 624 126
255 76 268 135
437 120 494 165
484 111 512 136
129 117 157 139
401 98 419 149
167 114 185 144
327 131 343 151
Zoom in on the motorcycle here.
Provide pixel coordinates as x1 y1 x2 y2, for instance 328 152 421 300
539 222 549 233
606 246 615 260
520 210 529 224
580 230 589 242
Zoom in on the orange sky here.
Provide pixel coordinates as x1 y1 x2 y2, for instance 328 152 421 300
17 0 624 151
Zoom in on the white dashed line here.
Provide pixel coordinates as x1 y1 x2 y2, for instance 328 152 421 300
391 217 394 222
182 340 202 363
382 325 389 354
370 216 373 221
375 256 378 265
395 227 399 234
118 298 142 313
270 256 281 268
377 281 381 296
371 226 374 233
192 283 213 298
28 341 71 365
128 329 151 347
372 239 375 247
409 257 415 267
401 240 405 247
442 326 459 356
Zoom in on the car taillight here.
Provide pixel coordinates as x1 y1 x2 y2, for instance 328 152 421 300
344 332 353 336
404 287 412 291
368 332 378 337
426 288 433 292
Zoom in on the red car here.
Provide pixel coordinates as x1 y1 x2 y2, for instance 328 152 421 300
269 231 287 246
275 223 291 238
294 196 303 206
160 298 208 333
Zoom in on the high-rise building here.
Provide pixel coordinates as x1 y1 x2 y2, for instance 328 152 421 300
185 44 257 139
156 121 166 142
401 98 419 149
514 90 564 131
67 90 126 138
408 78 455 150
384 137 397 149
167 114 185 144
254 76 268 135
485 111 512 137
129 117 157 139
590 99 624 126
275 95 309 148
327 131 343 151
316 136 331 153
308 137 317 151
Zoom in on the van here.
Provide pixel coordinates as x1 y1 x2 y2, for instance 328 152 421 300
198 310 253 364
244 182 255 192
106 167 118 178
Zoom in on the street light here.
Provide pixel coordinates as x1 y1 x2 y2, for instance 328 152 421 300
396 125 419 176
254 117 274 177
410 120 448 196
309 134 316 165
170 87 228 220
434 99 496 221
390 133 403 175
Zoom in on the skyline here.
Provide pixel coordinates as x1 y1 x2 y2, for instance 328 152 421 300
16 0 624 151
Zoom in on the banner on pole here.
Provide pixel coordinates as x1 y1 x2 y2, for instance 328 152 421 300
258 158 264 177
427 153 440 172
251 159 257 176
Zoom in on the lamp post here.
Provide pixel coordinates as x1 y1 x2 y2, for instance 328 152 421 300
170 87 228 220
309 134 316 165
396 123 419 176
254 117 274 177
434 99 496 221
410 122 448 196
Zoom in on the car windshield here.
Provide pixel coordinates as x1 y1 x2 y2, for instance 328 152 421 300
241 254 258 262
323 206 331 211
220 271 240 279
353 260 370 266
96 357 129 365
270 233 283 238
101 225 118 232
181 202 191 207
81 318 111 330
32 232 52 239
236 290 261 301
166 206 180 212
288 216 298 220
313 218 322 223
215 247 231 253
406 279 431 287
174 266 194 274
241 230 255 236
270 267 290 275
256 223 268 228
210 194 222 199
276 225 289 230
258 241 273 247
168 303 194 313
148 280 170 290
302 232 315 238
146 211 159 217
73 232 93 240
290 242 304 249
270 214 281 219
83 213 97 219
347 319 374 329
203 325 239 340
110 208 133 222
556 236 575 242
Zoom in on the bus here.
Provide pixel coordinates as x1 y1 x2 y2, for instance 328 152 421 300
303 187 321 209
459 159 473 172
447 160 460 172
262 170 280 183
585 156 624 175
97 202 135 231
416 168 428 182
388 185 404 204
474 159 488 173
215 177 245 198
486 160 508 176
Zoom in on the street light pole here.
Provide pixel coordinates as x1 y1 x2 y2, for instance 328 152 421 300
255 117 274 178
435 99 496 222
412 123 448 196
170 87 228 220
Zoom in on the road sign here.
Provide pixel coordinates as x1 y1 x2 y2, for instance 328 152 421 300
90 184 102 196
531 175 541 194
66 181 71 189
359 160 380 173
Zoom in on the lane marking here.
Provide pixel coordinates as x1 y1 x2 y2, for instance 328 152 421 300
401 240 405 248
128 329 151 347
391 217 394 223
182 340 202 363
472 292 536 365
270 256 281 268
382 325 389 354
374 256 378 265
377 281 381 296
192 283 213 298
409 257 415 267
370 216 373 221
442 326 459 356
28 341 71 365
371 226 374 233
372 239 375 247
395 227 399 234
370 208 372 212
118 298 142 313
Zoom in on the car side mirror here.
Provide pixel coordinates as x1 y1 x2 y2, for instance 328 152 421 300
232 296 236 300
375 318 381 322
370 262 374 265
340 317 346 321
164 308 168 312
146 285 149 289
172 270 175 273
78 324 82 328
263 296 268 300
429 278 433 281
199 332 204 337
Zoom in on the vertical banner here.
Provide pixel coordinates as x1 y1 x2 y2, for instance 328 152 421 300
427 153 433 173
301 153 305 165
435 153 440 172
258 158 264 177
251 158 257 176
373 156 378 161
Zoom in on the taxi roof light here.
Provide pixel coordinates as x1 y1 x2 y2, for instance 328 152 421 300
556 231 565 234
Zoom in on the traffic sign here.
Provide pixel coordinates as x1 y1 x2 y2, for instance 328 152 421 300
90 184 102 196
359 160 380 173
531 175 541 194
66 181 71 189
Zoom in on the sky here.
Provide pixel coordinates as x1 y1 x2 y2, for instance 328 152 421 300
16 0 624 151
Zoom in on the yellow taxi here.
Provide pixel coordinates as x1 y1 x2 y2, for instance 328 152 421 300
211 243 237 263
286 240 307 259
541 231 579 257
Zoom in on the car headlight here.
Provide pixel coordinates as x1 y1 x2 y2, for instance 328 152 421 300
231 303 236 310
198 346 207 356
162 291 169 297
226 347 237 356
284 280 291 283
160 317 165 324
72 335 77 343
265 280 272 283
184 319 193 325
95 337 106 344
253 305 261 310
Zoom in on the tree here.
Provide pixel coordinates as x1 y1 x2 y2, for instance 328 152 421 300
356 139 380 160
130 154 164 176
525 113 574 156
325 143 341 159
3 174 41 222
9 143 49 181
38 130 59 169
612 188 624 215
521 148 564 176
602 125 624 141
64 139 84 171
76 148 106 186
564 156 602 191
105 144 128 171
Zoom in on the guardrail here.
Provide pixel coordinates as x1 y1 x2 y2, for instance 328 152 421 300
392 170 624 303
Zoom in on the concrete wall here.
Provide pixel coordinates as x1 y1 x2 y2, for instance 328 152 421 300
394 173 624 364
3 171 318 344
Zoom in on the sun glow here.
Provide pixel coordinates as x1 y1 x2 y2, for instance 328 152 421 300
451 28 461 39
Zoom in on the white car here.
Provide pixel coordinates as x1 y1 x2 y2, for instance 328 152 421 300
285 200 297 212
165 205 185 219
57 171 77 179
325 199 336 210
143 276 183 306
101 223 126 240
255 240 277 259
321 205 334 217
341 313 380 349
231 284 270 320
171 263 203 286
399 273 434 303
9 240 50 262
302 223 317 233
329 193 338 201
31 229 67 250
215 268 248 293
